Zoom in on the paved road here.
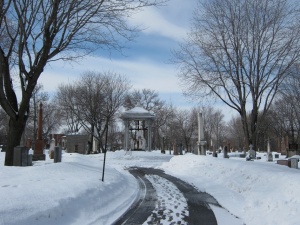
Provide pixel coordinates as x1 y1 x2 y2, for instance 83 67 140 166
113 167 222 225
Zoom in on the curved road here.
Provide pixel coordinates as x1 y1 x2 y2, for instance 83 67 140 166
113 167 225 225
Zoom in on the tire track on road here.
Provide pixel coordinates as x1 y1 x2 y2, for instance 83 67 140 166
113 167 219 225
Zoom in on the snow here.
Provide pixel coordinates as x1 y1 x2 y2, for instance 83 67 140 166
143 175 188 224
0 150 299 225
121 106 155 119
126 107 150 114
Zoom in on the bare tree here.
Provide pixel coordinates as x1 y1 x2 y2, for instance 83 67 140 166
154 103 174 150
172 108 197 152
26 84 49 146
124 89 164 112
174 0 300 152
56 71 130 153
0 0 166 165
200 106 226 151
0 108 9 146
55 84 82 134
227 116 245 152
280 64 300 141
23 84 63 149
268 67 300 153
99 72 131 152
42 102 63 138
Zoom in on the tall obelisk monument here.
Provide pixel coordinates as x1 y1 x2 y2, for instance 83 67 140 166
32 102 46 161
197 112 206 155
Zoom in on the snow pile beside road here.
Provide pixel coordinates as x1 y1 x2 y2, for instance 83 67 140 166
160 154 300 225
1 150 299 225
0 152 137 225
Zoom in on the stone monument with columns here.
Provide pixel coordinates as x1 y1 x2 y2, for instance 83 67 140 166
120 106 155 152
32 102 45 161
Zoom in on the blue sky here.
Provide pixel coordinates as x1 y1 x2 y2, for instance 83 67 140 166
40 0 236 118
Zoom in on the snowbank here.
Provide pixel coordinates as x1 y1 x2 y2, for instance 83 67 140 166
0 152 138 225
161 153 300 225
1 150 299 225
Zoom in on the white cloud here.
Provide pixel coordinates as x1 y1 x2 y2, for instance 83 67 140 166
41 55 181 95
40 55 236 118
39 1 198 108
128 7 188 41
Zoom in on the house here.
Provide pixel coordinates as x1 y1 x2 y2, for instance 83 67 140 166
61 134 89 154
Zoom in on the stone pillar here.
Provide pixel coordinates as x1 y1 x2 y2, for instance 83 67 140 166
147 119 153 151
124 119 129 151
33 102 46 161
198 112 206 155
223 145 229 158
267 139 273 162
54 146 62 163
173 142 178 155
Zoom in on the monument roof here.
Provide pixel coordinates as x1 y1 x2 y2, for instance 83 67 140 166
121 106 155 119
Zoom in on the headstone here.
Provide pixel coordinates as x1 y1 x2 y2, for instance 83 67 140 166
28 154 32 166
49 138 55 159
223 146 229 158
289 158 298 169
248 144 256 159
54 146 62 163
178 143 183 155
267 153 273 162
213 149 218 157
13 146 29 166
277 160 289 166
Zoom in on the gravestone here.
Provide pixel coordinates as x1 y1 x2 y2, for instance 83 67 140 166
248 144 256 159
223 146 229 158
267 153 273 162
54 146 62 163
277 160 289 166
178 143 183 155
13 146 30 166
49 138 55 159
289 158 298 169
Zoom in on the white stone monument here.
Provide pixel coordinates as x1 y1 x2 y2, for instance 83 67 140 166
248 144 256 160
197 112 206 155
49 138 55 159
267 139 273 162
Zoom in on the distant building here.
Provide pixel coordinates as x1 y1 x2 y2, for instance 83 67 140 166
62 135 89 154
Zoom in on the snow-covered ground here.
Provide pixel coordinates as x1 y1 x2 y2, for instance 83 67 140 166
0 150 299 225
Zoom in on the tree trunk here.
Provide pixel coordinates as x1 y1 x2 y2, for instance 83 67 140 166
251 106 259 151
4 116 27 166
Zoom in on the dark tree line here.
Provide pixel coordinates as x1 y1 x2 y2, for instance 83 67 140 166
0 71 229 154
56 71 130 153
1 74 300 155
